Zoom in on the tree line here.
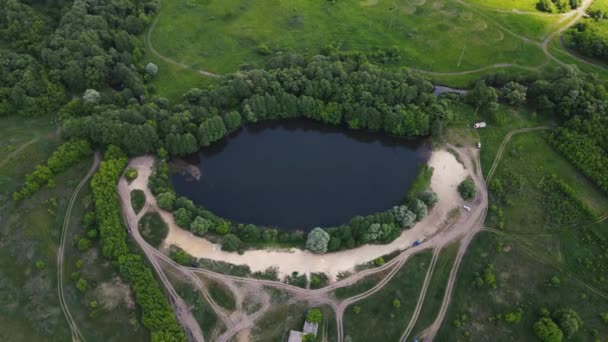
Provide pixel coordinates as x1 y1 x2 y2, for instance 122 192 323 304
91 146 185 341
13 140 92 200
61 56 453 157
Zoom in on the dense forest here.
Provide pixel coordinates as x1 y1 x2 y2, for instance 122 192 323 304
61 57 453 156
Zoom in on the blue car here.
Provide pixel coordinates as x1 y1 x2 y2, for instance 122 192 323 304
413 240 422 247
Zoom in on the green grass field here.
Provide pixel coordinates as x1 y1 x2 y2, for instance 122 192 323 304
343 251 432 341
151 0 547 74
436 231 608 341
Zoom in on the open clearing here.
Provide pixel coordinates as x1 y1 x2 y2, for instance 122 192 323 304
151 0 545 74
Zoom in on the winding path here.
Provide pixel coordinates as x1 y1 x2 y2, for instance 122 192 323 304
399 248 441 342
485 126 553 183
57 153 100 342
146 0 222 79
0 138 38 169
144 0 597 81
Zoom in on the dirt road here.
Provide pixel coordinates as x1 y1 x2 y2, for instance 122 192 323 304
117 144 487 341
57 153 100 342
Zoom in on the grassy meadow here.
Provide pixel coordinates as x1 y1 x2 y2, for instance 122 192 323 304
147 0 550 86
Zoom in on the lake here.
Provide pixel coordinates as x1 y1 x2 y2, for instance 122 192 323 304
171 120 430 230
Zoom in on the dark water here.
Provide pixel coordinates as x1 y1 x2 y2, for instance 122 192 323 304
171 120 430 231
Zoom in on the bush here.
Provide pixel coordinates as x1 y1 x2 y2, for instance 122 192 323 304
124 167 138 181
76 278 88 292
553 309 583 338
306 308 322 323
534 317 563 342
458 179 476 200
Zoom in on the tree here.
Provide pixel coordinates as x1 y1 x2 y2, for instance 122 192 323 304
262 228 278 242
223 111 242 133
190 216 212 236
418 191 438 207
306 228 330 254
173 208 192 228
222 234 243 252
392 206 416 227
458 179 476 200
501 82 527 106
306 308 322 323
465 80 498 112
83 89 100 103
537 0 557 13
353 306 361 314
553 309 583 338
393 299 401 308
534 317 563 342
157 192 176 210
145 63 158 76
411 199 428 221
504 308 523 324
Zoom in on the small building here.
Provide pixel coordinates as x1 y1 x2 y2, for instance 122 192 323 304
287 311 320 342
473 122 487 129
303 321 319 336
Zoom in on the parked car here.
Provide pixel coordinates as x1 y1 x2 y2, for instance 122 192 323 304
463 205 471 212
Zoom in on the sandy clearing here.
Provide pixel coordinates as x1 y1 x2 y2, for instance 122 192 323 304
130 149 469 280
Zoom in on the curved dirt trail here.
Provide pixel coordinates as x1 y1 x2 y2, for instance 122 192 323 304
118 174 205 342
57 153 100 342
483 227 608 300
146 0 222 79
399 248 441 342
119 145 485 341
485 126 552 183
0 138 38 169
421 147 488 341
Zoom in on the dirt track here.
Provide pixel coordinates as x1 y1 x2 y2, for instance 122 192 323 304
57 153 100 342
117 144 488 341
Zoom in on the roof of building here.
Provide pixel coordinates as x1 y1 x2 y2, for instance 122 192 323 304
288 330 303 342
303 321 319 336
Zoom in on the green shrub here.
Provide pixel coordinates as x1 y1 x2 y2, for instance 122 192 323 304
458 179 476 200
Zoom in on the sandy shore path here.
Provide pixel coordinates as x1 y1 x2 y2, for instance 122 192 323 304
128 149 469 279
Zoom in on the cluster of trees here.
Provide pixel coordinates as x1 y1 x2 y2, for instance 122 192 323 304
62 56 454 157
537 0 581 13
540 174 594 226
534 308 583 341
0 0 48 54
306 192 436 254
0 50 65 117
91 146 185 341
41 0 158 94
566 22 608 62
472 67 608 198
13 140 92 200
